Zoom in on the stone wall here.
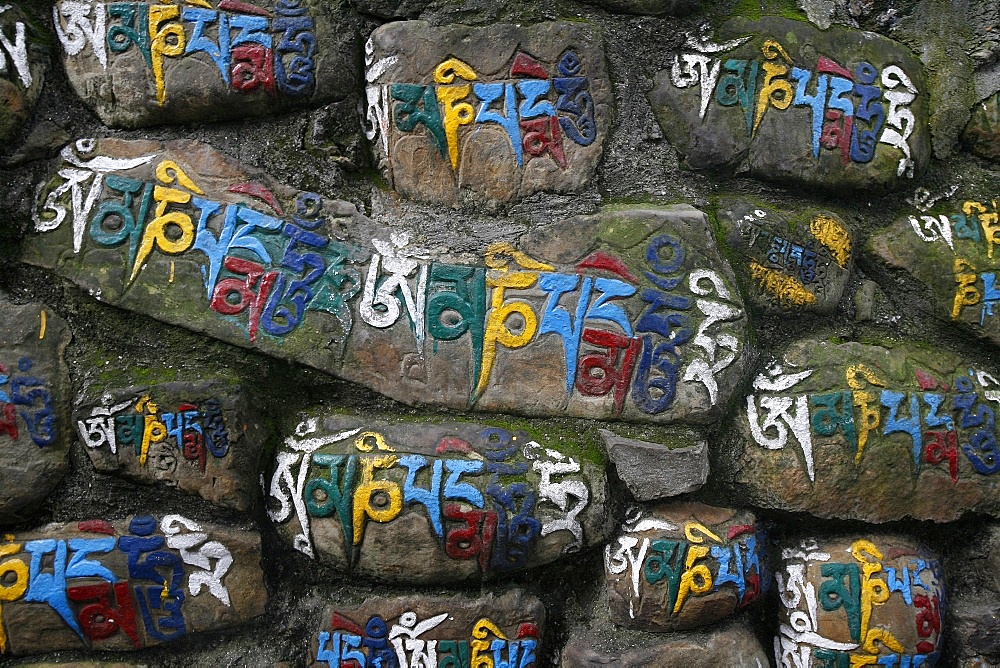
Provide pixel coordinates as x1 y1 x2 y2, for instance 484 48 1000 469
0 0 998 665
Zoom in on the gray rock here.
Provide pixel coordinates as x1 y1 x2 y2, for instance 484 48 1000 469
775 535 944 665
580 0 699 16
52 0 357 128
604 503 767 631
649 17 930 192
349 0 430 19
0 514 266 655
561 614 769 667
27 146 746 425
267 413 610 583
717 199 853 315
75 379 265 511
870 194 1000 349
599 427 707 500
364 20 611 207
0 301 71 525
727 335 1000 522
963 93 1000 162
309 589 544 667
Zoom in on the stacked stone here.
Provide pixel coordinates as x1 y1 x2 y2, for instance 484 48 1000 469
1 0 1000 665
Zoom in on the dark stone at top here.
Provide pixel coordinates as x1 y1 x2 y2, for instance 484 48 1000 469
53 0 357 128
649 17 930 192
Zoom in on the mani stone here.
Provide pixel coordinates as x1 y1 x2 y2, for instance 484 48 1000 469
870 195 1000 350
0 4 46 143
717 199 853 315
26 145 746 425
561 616 769 667
309 589 544 668
364 20 611 207
963 93 1000 162
604 502 767 632
649 17 930 192
599 427 707 501
266 413 610 583
728 335 1000 523
52 0 356 128
0 301 71 525
74 379 265 511
774 535 944 666
0 514 266 655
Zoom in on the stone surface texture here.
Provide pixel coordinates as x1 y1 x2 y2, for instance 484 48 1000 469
364 20 611 207
599 427 707 500
561 616 769 667
870 191 1000 349
731 336 1000 522
268 413 609 582
963 93 1000 162
75 379 265 510
53 0 357 128
27 156 745 424
775 535 944 666
650 17 930 191
309 589 544 667
717 199 853 315
604 502 766 631
0 515 266 655
0 301 71 525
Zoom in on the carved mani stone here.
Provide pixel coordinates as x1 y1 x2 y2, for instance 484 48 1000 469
0 515 266 655
364 20 610 206
731 336 1000 522
649 17 930 192
604 503 767 632
0 4 46 144
27 148 745 425
870 194 1000 350
310 589 544 668
0 301 71 524
75 380 265 511
52 0 356 128
267 414 609 583
717 199 853 315
775 535 944 666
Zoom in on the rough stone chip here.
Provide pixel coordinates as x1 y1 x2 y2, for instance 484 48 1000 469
728 335 1000 522
75 379 265 510
267 413 609 583
0 301 71 524
599 428 708 501
0 514 266 655
364 20 611 206
717 199 853 315
309 589 544 667
604 502 767 631
775 535 943 666
649 17 930 192
52 0 357 128
27 149 745 425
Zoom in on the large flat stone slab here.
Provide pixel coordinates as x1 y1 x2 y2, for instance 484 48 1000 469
650 17 930 192
604 502 767 631
75 379 265 511
870 193 1000 349
310 589 544 668
0 514 265 655
0 301 71 525
267 413 609 582
26 142 745 424
729 335 1000 522
52 0 356 127
775 535 943 666
364 20 610 206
